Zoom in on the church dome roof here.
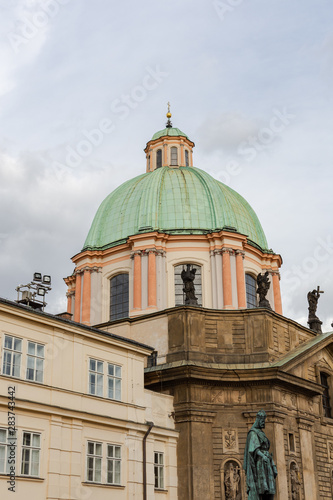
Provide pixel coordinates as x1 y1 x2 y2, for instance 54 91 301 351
151 127 189 141
83 166 269 252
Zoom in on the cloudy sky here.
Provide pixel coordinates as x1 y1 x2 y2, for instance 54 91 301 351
0 0 332 330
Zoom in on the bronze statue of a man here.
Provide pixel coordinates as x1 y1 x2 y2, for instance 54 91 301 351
243 410 277 499
256 272 271 309
181 264 198 306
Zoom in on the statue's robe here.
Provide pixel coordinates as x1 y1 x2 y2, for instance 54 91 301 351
243 426 276 500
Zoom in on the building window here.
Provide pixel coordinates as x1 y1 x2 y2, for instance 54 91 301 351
174 264 202 307
321 372 332 418
89 358 104 397
2 335 22 377
185 150 189 166
288 433 295 453
21 432 41 476
89 359 122 400
108 363 121 400
156 149 162 168
87 441 102 483
107 445 121 485
154 452 164 489
110 273 129 321
170 147 178 166
0 428 10 473
245 274 257 308
26 342 44 382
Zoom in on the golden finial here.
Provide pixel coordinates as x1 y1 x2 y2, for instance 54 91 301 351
166 102 172 128
166 101 172 119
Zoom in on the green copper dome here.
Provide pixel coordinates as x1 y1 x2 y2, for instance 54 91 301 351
83 167 269 251
151 127 189 141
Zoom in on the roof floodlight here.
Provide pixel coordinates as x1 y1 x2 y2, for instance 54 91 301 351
37 287 46 297
43 275 51 285
33 272 42 282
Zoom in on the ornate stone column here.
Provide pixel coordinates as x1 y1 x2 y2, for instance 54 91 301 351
272 271 282 315
222 248 233 308
132 251 142 310
235 250 246 308
66 291 74 315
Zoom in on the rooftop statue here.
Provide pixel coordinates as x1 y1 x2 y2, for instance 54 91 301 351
181 264 198 306
243 410 277 500
256 271 271 309
307 286 324 334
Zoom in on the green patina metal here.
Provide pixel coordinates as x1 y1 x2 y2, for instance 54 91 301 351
83 166 269 251
151 127 189 141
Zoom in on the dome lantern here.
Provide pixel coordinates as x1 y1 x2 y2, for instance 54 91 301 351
144 106 195 172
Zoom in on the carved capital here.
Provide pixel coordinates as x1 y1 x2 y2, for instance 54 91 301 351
235 250 245 259
297 416 314 432
130 250 142 259
222 247 235 256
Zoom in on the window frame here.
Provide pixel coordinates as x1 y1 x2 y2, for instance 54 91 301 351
21 431 41 477
86 441 103 483
110 273 129 321
245 273 257 308
170 147 178 166
154 451 164 490
2 334 22 378
107 363 122 401
88 358 104 397
156 149 162 169
0 428 10 474
26 341 45 383
106 444 121 485
185 149 189 166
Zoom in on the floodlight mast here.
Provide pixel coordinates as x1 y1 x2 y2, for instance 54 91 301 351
16 273 52 311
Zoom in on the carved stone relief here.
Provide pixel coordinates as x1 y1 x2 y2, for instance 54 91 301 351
223 429 238 454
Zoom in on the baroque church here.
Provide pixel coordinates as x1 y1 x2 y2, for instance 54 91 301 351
63 108 333 500
1 109 333 500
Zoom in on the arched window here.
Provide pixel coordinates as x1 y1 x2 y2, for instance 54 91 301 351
320 372 332 418
170 147 178 166
110 274 129 320
174 264 202 306
245 274 257 308
185 150 189 166
156 149 162 169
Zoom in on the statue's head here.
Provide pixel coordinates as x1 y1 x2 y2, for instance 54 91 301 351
254 410 266 429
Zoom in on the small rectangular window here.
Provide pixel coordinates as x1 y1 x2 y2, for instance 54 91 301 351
107 445 121 484
89 358 104 396
3 335 22 377
107 363 121 400
26 341 44 382
87 441 102 482
21 432 41 476
170 147 178 166
154 452 164 489
288 433 295 453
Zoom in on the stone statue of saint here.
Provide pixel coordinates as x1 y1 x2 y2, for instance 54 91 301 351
224 462 240 500
243 410 277 500
290 462 301 500
181 264 198 306
307 286 324 333
256 272 271 309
